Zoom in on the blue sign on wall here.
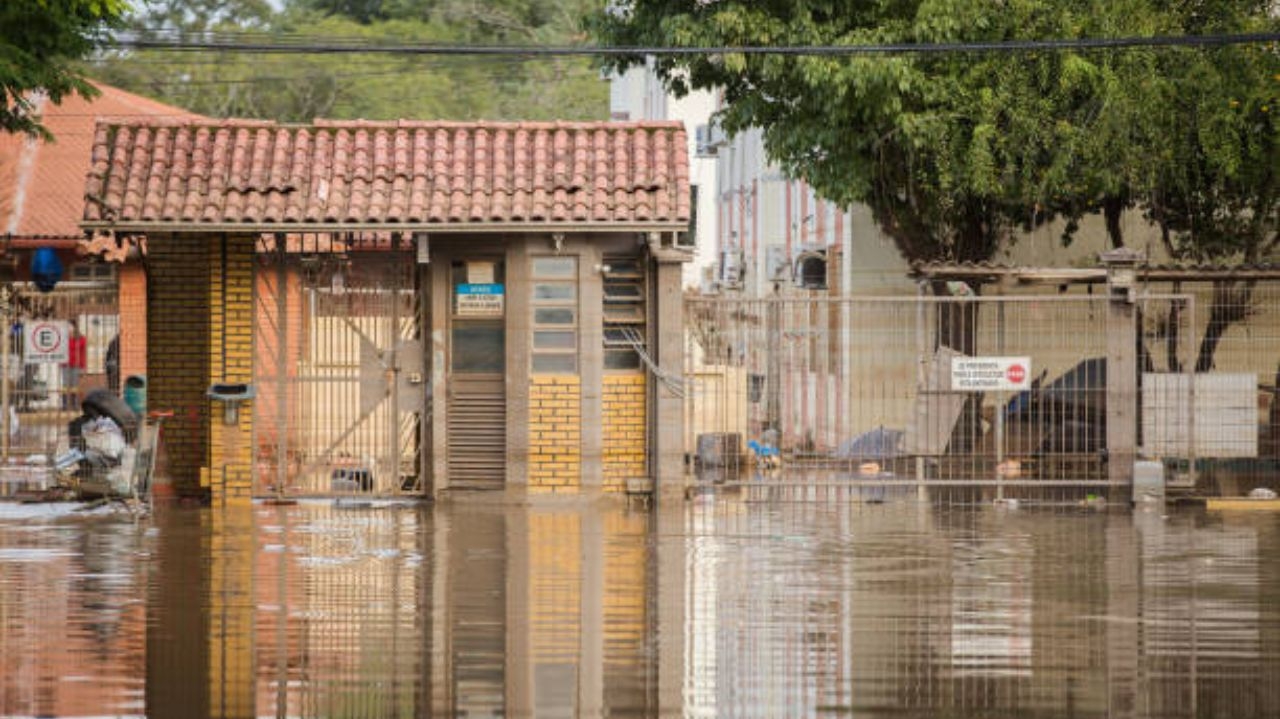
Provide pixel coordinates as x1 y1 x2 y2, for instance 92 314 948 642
457 283 504 295
456 283 505 316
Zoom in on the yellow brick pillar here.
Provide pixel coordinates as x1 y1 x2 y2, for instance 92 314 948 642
602 374 647 491
204 234 256 506
528 376 582 490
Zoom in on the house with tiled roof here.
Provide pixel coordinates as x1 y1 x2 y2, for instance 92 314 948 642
82 117 693 503
0 83 197 421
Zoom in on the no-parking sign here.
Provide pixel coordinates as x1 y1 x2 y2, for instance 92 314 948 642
24 321 69 364
951 356 1032 391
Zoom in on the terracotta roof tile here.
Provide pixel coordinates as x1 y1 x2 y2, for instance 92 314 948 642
84 118 690 231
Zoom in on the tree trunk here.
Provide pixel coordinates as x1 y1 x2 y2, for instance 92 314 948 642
1195 280 1256 373
1165 297 1183 373
1103 196 1126 250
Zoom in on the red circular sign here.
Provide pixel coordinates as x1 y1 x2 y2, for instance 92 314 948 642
1006 363 1026 385
30 322 63 354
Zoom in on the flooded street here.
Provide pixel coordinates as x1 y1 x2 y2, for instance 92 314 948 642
2 494 1279 718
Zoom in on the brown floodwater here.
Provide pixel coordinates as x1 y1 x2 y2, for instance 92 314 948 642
1 492 1278 718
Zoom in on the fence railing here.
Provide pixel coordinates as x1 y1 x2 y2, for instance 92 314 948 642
1 282 119 493
684 287 1279 498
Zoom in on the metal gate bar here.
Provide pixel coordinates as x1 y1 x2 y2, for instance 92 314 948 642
254 239 421 497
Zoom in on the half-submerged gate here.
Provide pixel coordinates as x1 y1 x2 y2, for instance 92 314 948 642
254 235 422 497
684 289 1221 501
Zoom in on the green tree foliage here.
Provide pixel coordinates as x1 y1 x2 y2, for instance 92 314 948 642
1 0 128 139
592 0 1278 268
91 0 607 122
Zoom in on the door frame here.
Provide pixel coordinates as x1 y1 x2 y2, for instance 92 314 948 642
427 239 530 493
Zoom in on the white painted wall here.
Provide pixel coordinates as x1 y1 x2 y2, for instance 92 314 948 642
609 63 718 288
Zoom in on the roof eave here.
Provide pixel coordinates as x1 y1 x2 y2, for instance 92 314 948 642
79 219 690 235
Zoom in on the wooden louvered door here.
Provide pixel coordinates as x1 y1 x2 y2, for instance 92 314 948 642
446 260 507 488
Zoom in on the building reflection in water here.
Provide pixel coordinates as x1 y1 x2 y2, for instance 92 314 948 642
1 496 1279 718
146 496 657 718
682 497 1280 719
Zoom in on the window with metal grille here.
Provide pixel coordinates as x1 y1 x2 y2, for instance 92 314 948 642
603 256 644 371
530 256 578 373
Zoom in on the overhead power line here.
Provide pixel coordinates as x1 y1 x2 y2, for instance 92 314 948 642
109 31 1280 57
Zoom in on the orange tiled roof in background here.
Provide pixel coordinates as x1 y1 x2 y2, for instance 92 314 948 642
0 83 198 245
82 119 691 232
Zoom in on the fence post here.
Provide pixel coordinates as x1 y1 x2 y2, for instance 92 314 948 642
1 285 9 463
1102 248 1143 490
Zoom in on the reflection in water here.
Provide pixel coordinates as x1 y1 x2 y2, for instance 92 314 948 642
0 496 1278 717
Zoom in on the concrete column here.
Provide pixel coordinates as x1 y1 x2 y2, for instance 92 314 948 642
506 240 532 486
1103 248 1142 489
579 240 604 487
652 248 688 495
428 259 450 493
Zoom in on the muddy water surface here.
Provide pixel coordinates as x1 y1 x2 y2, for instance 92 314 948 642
1 495 1278 718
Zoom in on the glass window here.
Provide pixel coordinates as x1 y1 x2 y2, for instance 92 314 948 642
532 257 577 278
451 323 504 373
534 308 575 325
531 257 578 375
605 349 641 370
534 331 577 350
533 353 577 373
534 283 576 301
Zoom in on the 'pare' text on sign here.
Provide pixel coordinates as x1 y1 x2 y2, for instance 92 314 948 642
951 357 1032 391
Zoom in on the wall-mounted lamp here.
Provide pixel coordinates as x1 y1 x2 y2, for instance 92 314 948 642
209 383 255 426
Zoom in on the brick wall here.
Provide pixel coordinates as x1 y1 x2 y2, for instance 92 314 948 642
603 374 647 490
147 234 210 495
206 234 255 506
529 375 581 490
117 263 147 384
146 233 255 504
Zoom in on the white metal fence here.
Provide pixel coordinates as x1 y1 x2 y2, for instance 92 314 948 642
1 282 119 493
685 286 1280 500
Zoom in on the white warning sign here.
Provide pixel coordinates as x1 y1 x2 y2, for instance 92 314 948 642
951 356 1031 391
456 283 504 317
24 320 70 364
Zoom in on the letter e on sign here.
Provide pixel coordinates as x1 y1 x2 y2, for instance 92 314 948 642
24 321 70 364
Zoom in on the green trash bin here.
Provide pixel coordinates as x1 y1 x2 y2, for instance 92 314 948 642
123 375 147 416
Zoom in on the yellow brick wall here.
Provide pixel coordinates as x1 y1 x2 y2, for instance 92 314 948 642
529 375 581 490
207 235 256 507
602 374 647 491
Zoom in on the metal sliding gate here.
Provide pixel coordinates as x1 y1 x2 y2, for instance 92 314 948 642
685 292 1214 502
254 239 423 497
1 282 119 492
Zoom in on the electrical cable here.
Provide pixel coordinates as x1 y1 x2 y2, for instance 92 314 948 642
105 30 1280 57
